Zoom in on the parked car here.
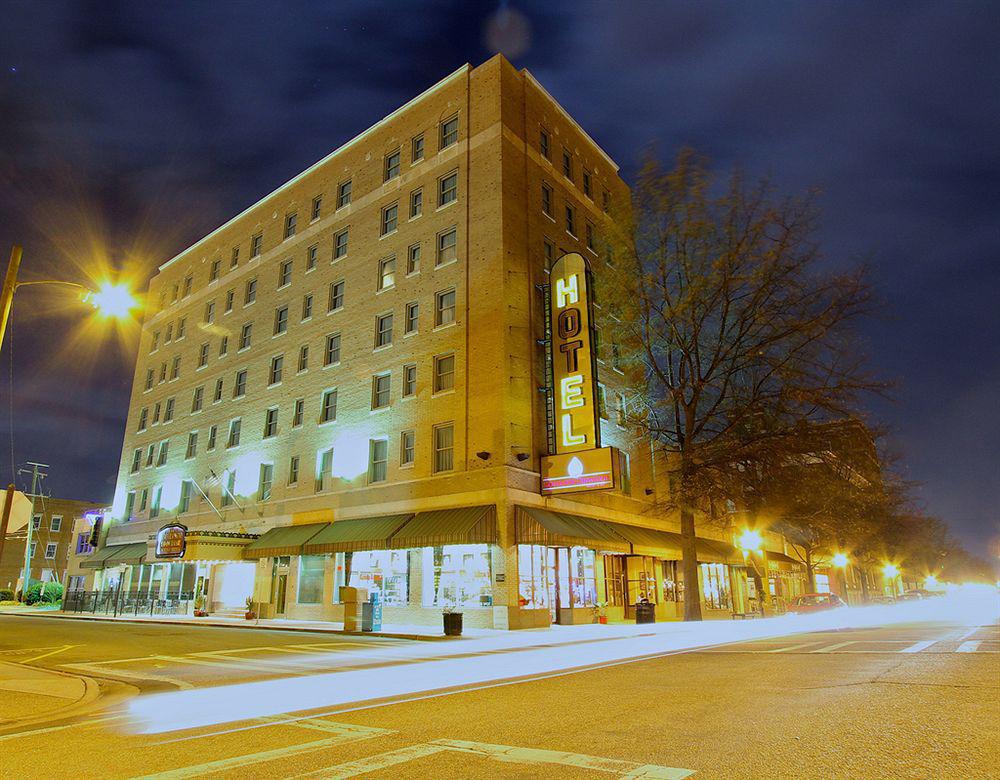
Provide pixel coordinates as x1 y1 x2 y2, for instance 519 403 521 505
787 592 847 614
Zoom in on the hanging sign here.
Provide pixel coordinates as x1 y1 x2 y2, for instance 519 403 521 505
541 447 618 495
156 523 187 559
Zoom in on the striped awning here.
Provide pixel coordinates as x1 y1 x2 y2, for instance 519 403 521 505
80 542 145 569
304 515 412 554
697 538 740 564
388 506 497 549
607 523 685 559
242 523 329 559
766 550 804 570
79 545 121 570
516 507 630 553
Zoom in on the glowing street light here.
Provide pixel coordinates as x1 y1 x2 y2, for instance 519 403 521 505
924 574 939 589
832 552 850 568
737 528 763 554
882 562 899 579
84 281 137 319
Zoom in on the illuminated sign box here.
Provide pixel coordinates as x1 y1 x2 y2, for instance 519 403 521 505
541 447 618 495
156 523 187 559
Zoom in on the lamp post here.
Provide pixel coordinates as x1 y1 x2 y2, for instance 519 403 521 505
882 562 900 598
737 528 769 614
831 551 850 604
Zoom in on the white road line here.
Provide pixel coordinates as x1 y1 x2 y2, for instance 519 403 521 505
291 743 449 779
61 661 193 690
901 640 937 653
956 641 981 653
954 627 979 642
154 654 309 676
20 644 77 664
768 643 814 653
812 641 856 653
0 714 125 742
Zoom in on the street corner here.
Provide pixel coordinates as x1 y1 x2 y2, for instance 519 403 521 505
0 657 103 732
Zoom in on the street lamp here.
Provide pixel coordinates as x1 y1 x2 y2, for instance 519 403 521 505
737 528 763 555
0 245 137 352
832 552 850 568
882 562 899 579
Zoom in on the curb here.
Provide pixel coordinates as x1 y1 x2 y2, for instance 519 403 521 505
0 609 456 642
0 659 104 732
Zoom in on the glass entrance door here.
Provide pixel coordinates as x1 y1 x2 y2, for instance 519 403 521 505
274 574 287 616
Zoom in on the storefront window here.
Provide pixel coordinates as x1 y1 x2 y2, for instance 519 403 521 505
699 562 732 610
331 552 347 602
517 544 550 608
347 550 409 606
568 547 597 607
297 555 325 604
661 560 683 602
603 555 627 606
422 544 492 608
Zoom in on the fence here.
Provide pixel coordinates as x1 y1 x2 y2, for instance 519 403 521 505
64 588 195 617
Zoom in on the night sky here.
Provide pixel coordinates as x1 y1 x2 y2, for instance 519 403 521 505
1 2 997 553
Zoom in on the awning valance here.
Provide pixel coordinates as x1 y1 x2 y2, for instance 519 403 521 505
696 538 740 564
607 523 685 559
80 542 146 569
304 515 412 555
766 551 804 570
516 507 630 553
388 506 497 549
242 523 328 559
79 545 122 570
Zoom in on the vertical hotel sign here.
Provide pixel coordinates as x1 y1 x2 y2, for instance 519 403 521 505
541 253 616 494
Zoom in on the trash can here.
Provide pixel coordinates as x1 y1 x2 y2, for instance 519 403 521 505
361 592 383 632
635 600 655 624
443 611 463 636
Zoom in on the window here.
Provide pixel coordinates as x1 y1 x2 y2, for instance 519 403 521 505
292 398 304 427
31 514 41 530
438 171 458 206
269 355 283 385
165 323 173 342
436 228 457 266
297 555 324 603
220 471 235 507
192 385 204 412
163 397 175 422
611 342 622 371
616 393 627 426
170 356 181 380
540 128 550 159
182 276 192 298
234 369 247 398
213 378 224 403
274 305 289 335
231 246 240 268
541 183 553 217
198 342 210 368
225 289 235 312
372 373 390 409
145 444 155 467
440 115 459 149
586 222 595 251
317 448 333 492
402 364 417 397
562 149 573 179
603 189 611 213
543 238 554 268
384 149 401 181
152 402 161 425
46 515 59 533
407 243 420 275
301 294 313 321
239 322 252 350
227 418 241 447
176 317 186 339
378 256 395 291
145 369 154 391
400 430 415 466
306 244 318 272
130 448 142 473
336 179 352 209
284 213 297 239
320 389 337 423
185 431 198 459
207 425 217 450
404 302 418 334
210 259 221 282
156 440 169 466
324 332 341 365
179 480 193 513
619 450 631 495
204 301 215 324
278 259 293 288
434 353 455 393
433 424 454 473
29 541 36 558
311 195 322 222
368 439 388 483
597 383 608 419
45 542 58 559
216 335 226 357
250 232 263 258
77 532 94 554
435 288 456 326
263 408 278 438
244 277 257 305
151 331 160 352
288 455 300 485
297 344 309 372
380 203 398 236
328 280 344 312
565 204 576 236
407 188 423 219
170 284 178 304
138 407 148 431
333 228 349 260
375 313 393 348
150 485 162 518
411 134 424 162
583 169 592 198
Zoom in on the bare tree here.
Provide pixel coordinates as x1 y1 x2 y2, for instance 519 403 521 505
605 150 884 620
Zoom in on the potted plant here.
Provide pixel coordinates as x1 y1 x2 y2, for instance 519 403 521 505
245 596 256 621
442 606 463 636
595 601 608 624
193 594 208 617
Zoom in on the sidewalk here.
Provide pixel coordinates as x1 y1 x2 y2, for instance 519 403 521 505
0 659 101 728
0 606 505 641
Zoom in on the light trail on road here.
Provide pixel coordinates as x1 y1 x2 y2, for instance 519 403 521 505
127 587 998 734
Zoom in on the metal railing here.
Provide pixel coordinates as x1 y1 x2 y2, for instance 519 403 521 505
64 588 195 617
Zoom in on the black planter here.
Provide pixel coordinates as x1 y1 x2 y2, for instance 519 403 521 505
443 611 463 636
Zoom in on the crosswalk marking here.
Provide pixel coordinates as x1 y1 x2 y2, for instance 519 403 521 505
956 641 981 653
901 640 937 653
812 641 856 653
767 643 814 653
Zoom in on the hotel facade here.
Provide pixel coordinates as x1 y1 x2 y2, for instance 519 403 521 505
91 56 804 629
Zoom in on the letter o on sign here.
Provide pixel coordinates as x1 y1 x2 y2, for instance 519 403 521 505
557 308 580 339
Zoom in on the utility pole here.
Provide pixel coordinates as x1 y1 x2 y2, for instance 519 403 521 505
19 462 48 601
0 246 22 352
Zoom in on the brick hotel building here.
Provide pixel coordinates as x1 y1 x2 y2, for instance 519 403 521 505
88 55 804 628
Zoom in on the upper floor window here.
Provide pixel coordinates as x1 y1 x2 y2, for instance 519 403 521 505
263 408 278 438
209 259 221 282
434 353 455 393
227 418 242 447
541 183 553 217
333 228 349 260
384 149 401 181
239 322 253 350
204 301 215 324
583 169 593 199
433 424 454 473
182 275 193 298
562 149 573 180
565 204 576 236
437 227 457 267
302 294 313 321
284 212 297 239
320 389 337 423
274 305 289 335
234 369 247 398
198 342 210 368
586 222 595 251
540 128 550 159
278 259 293 288
250 233 263 258
378 256 395 291
368 439 388 483
404 302 419 334
269 355 284 385
381 203 398 236
440 115 459 149
438 171 458 206
411 134 424 162
231 246 240 268
324 332 341 366
306 244 318 271
375 313 393 348
311 195 323 221
336 179 352 209
410 188 423 218
403 364 417 397
407 243 421 275
225 289 235 312
245 277 257 305
328 280 344 312
298 344 309 372
371 373 391 409
435 288 456 327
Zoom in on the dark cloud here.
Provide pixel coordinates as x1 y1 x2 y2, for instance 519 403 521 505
0 1 997 550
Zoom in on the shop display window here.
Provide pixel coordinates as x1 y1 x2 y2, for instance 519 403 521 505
347 550 409 606
296 555 325 604
699 562 732 610
422 544 492 608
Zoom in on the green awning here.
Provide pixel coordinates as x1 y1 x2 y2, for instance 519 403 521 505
608 523 685 559
304 515 412 554
766 550 804 570
105 542 147 565
79 544 123 570
242 523 329 559
516 507 630 553
697 538 740 564
387 506 497 549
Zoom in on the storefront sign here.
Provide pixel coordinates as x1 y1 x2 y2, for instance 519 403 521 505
155 523 187 559
549 253 599 453
541 447 618 495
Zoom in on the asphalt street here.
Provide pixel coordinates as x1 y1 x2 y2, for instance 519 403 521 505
0 612 996 779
